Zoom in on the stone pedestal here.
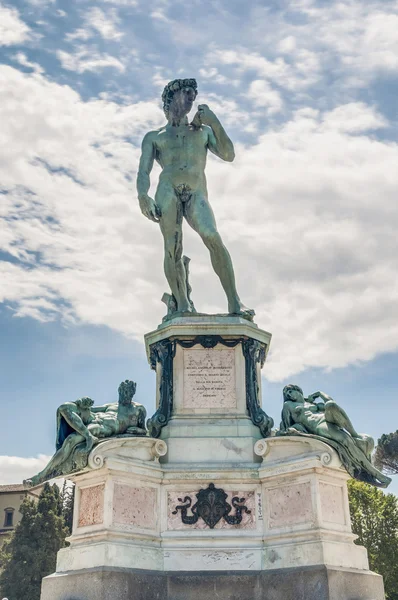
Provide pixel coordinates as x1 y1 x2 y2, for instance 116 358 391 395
41 435 385 600
144 315 273 464
41 316 385 600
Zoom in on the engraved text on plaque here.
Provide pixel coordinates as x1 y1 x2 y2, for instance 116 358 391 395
183 346 237 409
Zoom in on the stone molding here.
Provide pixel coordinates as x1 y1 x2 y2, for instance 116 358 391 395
88 437 167 470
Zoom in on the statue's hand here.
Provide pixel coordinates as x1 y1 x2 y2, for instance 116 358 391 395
139 194 161 223
197 104 218 126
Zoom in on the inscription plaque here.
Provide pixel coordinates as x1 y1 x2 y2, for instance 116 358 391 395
183 346 236 409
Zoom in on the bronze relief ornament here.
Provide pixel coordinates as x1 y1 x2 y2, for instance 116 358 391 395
172 483 251 529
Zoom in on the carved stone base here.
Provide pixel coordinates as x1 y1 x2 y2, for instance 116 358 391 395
144 315 273 444
41 424 386 598
41 565 385 600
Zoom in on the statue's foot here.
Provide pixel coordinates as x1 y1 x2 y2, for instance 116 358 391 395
178 303 195 314
229 301 255 321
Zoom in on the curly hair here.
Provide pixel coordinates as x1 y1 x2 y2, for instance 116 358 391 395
118 379 137 401
162 78 198 116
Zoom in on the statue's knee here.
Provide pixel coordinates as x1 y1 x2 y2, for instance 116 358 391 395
203 230 220 250
325 403 340 422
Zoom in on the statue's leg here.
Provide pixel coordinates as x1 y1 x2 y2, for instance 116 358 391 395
155 183 191 312
27 433 85 485
58 404 98 451
325 401 375 456
315 423 390 486
324 401 361 438
185 191 252 315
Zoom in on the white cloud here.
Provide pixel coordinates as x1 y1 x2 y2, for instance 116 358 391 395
150 9 171 23
0 455 51 485
65 7 124 43
321 102 387 133
65 28 93 42
25 0 54 5
278 36 296 54
199 67 239 87
84 7 124 40
57 48 125 73
199 0 398 111
12 51 44 73
206 47 321 93
100 0 138 4
0 3 31 46
247 79 283 114
298 1 398 76
0 64 165 337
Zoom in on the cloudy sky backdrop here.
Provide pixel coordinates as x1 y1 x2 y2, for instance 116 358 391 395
0 0 397 492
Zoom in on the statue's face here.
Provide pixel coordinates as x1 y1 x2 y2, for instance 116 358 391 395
118 381 136 405
169 86 196 117
286 387 304 403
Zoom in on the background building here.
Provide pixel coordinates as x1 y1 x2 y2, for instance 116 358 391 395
0 484 41 548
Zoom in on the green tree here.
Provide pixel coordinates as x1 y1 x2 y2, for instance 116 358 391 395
61 480 75 536
0 483 68 600
348 479 398 600
375 431 398 476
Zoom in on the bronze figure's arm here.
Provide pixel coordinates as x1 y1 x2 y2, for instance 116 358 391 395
196 104 235 162
136 132 161 223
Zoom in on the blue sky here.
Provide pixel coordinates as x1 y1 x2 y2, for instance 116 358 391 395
0 0 397 493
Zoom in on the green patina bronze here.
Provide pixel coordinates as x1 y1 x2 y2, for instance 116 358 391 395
137 78 254 320
26 380 147 485
277 384 391 488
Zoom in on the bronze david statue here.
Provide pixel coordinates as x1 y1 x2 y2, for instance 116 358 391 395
137 78 254 320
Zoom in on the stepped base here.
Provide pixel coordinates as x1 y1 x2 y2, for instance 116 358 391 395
41 565 385 600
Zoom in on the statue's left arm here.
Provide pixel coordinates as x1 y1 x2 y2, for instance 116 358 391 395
197 104 235 162
307 391 333 411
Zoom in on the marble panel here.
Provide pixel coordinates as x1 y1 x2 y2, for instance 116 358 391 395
113 484 157 530
78 484 104 528
319 482 346 525
268 482 313 529
183 346 237 409
167 489 255 530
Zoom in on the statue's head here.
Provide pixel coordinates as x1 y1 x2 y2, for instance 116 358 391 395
75 396 94 410
283 384 304 403
162 78 198 120
118 380 137 405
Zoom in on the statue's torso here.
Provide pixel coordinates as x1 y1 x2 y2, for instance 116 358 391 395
288 401 325 431
153 125 209 189
116 402 143 431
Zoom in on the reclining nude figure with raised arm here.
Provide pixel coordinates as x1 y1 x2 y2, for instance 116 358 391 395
26 381 147 485
136 78 254 319
278 384 391 488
